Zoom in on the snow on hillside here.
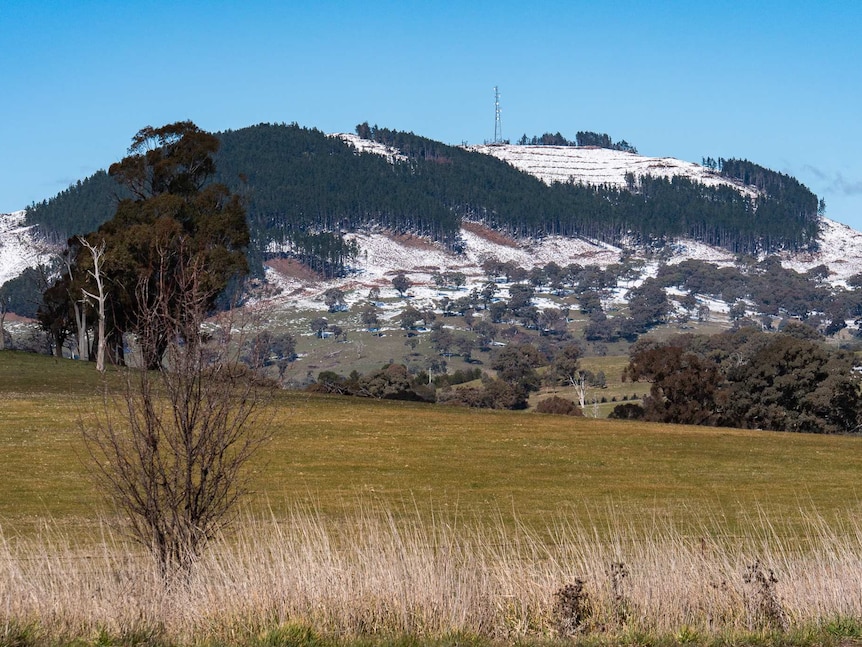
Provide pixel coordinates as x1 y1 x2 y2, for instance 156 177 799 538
260 224 625 313
334 133 407 162
781 218 862 283
334 133 757 198
5 136 862 317
260 214 862 315
0 211 54 287
468 143 760 198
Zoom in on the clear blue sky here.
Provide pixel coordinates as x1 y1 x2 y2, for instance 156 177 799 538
3 1 862 230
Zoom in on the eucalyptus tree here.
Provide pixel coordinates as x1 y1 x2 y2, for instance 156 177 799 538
43 121 249 368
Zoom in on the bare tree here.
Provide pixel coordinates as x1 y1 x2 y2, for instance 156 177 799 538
58 249 90 362
79 237 107 371
83 244 272 576
573 373 588 410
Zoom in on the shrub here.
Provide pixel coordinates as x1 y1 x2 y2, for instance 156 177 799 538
438 377 527 410
536 396 583 416
608 403 645 420
553 580 593 636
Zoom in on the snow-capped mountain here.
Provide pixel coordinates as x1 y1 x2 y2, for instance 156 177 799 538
3 140 862 316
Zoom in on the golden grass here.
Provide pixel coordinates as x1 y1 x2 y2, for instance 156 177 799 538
4 507 862 644
258 394 862 541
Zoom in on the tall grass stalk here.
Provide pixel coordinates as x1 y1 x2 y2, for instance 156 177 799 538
3 507 862 644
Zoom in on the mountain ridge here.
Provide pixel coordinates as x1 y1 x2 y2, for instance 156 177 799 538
23 123 819 259
2 123 856 321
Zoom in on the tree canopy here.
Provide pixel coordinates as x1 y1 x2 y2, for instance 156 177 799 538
39 121 249 365
621 328 862 434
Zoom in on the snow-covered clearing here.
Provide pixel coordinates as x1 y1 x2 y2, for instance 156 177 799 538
468 144 760 199
333 133 408 163
781 218 862 284
0 211 55 287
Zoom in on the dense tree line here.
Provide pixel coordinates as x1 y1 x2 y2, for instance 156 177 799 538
25 171 129 239
616 327 862 433
356 125 818 253
217 123 464 255
310 342 551 411
285 231 359 278
24 123 821 274
310 364 436 402
515 131 637 153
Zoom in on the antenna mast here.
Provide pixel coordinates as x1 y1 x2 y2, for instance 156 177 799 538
493 86 502 144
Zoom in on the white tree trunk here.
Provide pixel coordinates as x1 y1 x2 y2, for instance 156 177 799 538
80 237 107 372
73 300 89 360
572 372 588 409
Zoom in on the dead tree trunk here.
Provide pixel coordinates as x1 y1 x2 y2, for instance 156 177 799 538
80 237 107 372
0 298 7 350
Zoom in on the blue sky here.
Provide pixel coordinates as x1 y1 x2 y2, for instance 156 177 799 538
3 1 862 230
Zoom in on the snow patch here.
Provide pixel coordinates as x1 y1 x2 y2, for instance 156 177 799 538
333 133 408 162
0 211 55 287
780 218 862 283
468 144 761 199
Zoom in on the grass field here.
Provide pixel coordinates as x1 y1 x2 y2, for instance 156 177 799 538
3 351 862 539
4 351 862 646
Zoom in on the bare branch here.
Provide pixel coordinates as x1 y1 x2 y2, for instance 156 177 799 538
82 241 273 577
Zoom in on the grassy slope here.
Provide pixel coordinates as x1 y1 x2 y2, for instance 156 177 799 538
2 351 862 542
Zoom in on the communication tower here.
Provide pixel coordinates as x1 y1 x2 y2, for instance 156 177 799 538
493 86 503 144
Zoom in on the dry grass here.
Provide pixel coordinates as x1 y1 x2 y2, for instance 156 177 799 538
4 507 862 645
461 221 520 248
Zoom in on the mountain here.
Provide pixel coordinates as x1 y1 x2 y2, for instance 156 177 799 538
2 123 858 322
23 124 819 261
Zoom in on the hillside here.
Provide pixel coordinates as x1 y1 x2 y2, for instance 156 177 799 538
259 215 862 315
0 211 54 288
22 123 819 264
1 122 858 329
